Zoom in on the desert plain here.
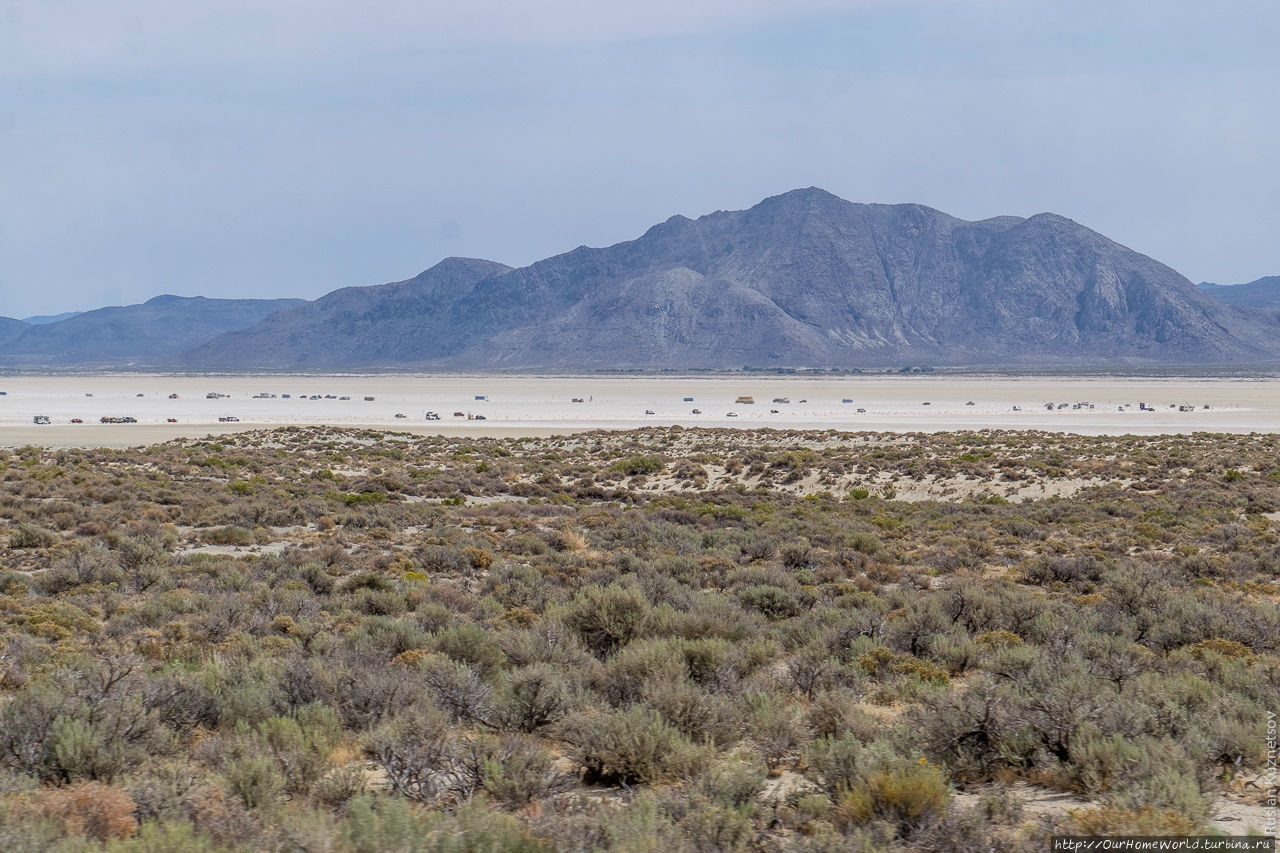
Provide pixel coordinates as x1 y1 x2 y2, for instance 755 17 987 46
0 373 1276 448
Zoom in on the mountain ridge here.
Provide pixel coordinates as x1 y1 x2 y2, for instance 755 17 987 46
0 296 308 366
1199 276 1280 311
186 188 1279 369
9 188 1279 371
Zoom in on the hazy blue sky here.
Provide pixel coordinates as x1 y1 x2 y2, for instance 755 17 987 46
2 0 1277 318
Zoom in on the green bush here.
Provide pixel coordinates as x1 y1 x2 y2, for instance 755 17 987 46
495 664 572 732
565 706 704 785
9 522 58 549
611 455 664 476
224 753 285 811
561 585 651 657
433 621 507 677
476 733 573 807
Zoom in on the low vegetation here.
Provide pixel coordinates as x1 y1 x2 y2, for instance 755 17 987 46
0 425 1276 850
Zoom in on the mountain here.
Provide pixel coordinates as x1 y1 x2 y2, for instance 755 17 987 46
182 258 511 368
1198 276 1280 310
23 311 82 325
187 189 1279 370
0 317 28 349
0 295 307 366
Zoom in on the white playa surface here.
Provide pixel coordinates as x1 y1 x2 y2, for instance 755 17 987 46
0 373 1276 448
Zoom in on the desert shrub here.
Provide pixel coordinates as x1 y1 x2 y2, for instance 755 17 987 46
912 677 1027 782
122 759 202 824
115 535 174 591
498 621 593 669
9 522 58 549
252 703 342 795
48 715 132 783
849 531 882 555
202 526 255 546
974 630 1023 651
599 639 686 705
745 692 808 770
313 763 368 809
644 680 741 747
781 539 813 569
805 734 866 796
339 570 392 593
692 756 768 807
560 584 651 657
1065 804 1204 835
788 645 846 696
417 799 552 853
33 780 138 841
737 585 803 621
418 656 495 725
0 663 170 784
223 753 285 811
415 544 469 574
806 690 878 741
433 621 507 677
667 796 756 852
325 660 418 730
361 701 455 803
1063 728 1209 821
97 820 234 853
337 795 431 853
37 545 125 594
485 563 553 611
815 741 950 837
353 587 408 616
676 637 736 688
1023 554 1104 586
738 535 777 563
475 733 575 808
611 455 664 476
495 664 572 732
346 615 429 658
564 706 704 785
200 658 283 728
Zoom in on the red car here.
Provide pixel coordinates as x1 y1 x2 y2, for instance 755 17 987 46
70 418 83 424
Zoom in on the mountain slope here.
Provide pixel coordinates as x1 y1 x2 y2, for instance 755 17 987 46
0 295 307 366
1199 276 1280 310
182 258 512 369
188 189 1280 369
0 317 28 349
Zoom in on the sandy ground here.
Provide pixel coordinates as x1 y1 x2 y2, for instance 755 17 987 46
0 373 1276 448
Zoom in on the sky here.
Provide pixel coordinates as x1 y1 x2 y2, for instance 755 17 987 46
2 0 1278 319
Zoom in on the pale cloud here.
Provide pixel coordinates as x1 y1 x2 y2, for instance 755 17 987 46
0 0 1277 317
1 0 880 76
